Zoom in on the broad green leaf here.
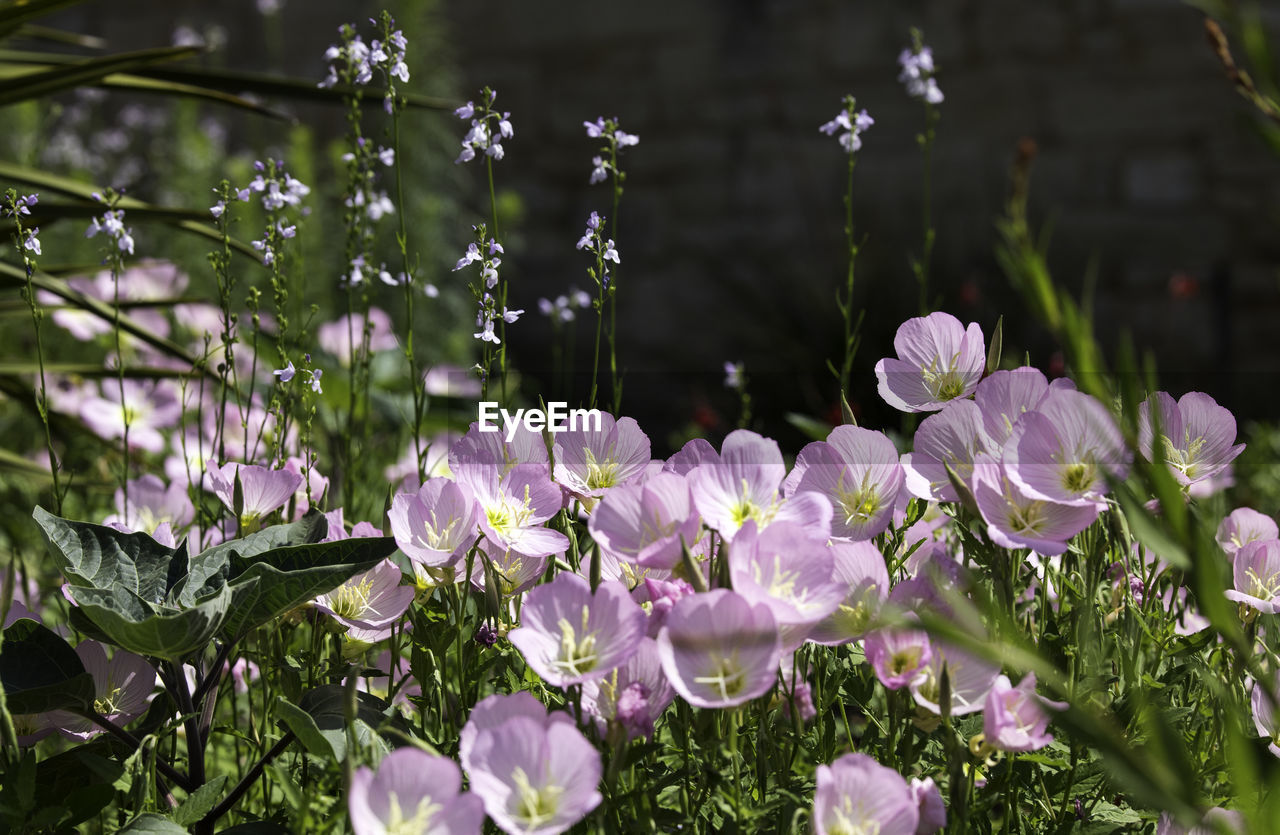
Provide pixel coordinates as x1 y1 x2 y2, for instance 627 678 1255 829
178 510 328 606
0 45 201 107
33 506 187 601
171 775 228 828
26 747 122 829
279 685 405 761
118 813 188 834
219 536 396 639
0 618 94 713
67 583 231 661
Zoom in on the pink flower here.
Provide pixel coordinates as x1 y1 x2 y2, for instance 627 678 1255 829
312 559 413 643
50 640 156 740
864 626 932 691
206 460 304 526
465 715 602 835
588 472 700 571
807 540 891 646
971 454 1098 556
389 478 480 568
874 312 985 413
316 308 399 367
688 430 832 542
101 474 195 535
1002 388 1128 509
791 426 904 540
348 748 484 835
983 672 1065 752
1217 508 1277 557
453 453 568 559
909 777 947 834
973 367 1057 448
459 693 574 775
1155 808 1245 835
813 753 920 835
656 589 782 708
508 572 645 687
79 380 181 454
1225 539 1280 615
728 521 845 636
552 412 651 500
1139 391 1245 488
910 642 999 717
579 637 675 741
1250 671 1280 758
901 400 994 503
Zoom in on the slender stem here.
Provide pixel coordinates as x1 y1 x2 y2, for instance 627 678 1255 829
392 107 426 483
86 711 194 792
199 731 295 829
15 226 63 513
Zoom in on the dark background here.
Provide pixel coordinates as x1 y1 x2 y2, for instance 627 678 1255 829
46 0 1280 455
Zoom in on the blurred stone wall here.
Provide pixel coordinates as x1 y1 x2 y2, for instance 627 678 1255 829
45 0 1280 449
440 0 1280 449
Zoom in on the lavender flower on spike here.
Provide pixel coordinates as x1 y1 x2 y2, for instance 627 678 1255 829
389 478 480 568
874 312 985 413
819 95 873 154
812 753 920 835
465 716 602 835
656 589 782 708
1002 388 1129 508
1217 508 1278 557
688 429 832 542
579 637 675 742
971 453 1098 556
807 540 891 646
983 672 1066 752
1138 391 1245 490
1225 539 1280 616
552 413 651 501
588 472 700 570
901 399 994 503
349 747 485 835
508 572 645 688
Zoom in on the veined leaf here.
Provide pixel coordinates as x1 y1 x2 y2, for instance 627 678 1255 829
67 583 231 661
117 813 188 834
33 506 187 600
176 511 327 607
220 536 397 640
0 618 95 713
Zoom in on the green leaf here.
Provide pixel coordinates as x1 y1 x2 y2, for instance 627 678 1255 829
0 618 94 713
0 0 90 38
118 813 188 833
33 506 187 601
280 685 406 762
66 583 231 661
784 412 831 443
178 510 328 607
220 536 397 640
171 775 228 828
0 45 202 107
27 747 122 828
